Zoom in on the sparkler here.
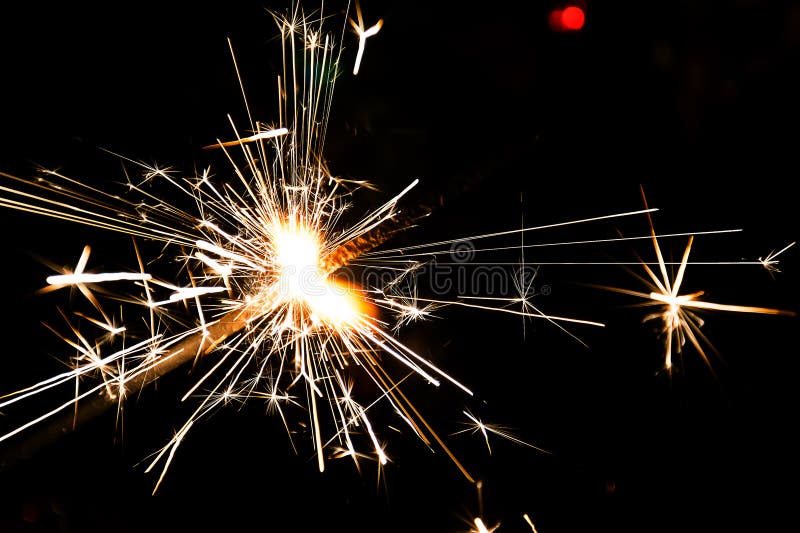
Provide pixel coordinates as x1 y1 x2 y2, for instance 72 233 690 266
0 3 613 491
1 8 793 528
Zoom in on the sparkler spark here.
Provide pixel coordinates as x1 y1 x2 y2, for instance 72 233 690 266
522 513 539 532
473 517 499 533
454 410 550 456
349 1 383 75
603 192 795 373
759 241 795 277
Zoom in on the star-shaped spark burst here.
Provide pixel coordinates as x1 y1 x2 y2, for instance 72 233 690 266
759 241 795 278
453 410 549 457
607 194 795 373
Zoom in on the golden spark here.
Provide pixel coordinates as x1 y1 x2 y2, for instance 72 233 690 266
604 192 795 373
349 1 384 75
759 241 795 277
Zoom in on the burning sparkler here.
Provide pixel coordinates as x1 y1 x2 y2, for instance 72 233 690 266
1 6 793 521
0 3 612 491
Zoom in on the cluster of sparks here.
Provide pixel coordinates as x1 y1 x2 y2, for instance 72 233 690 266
0 4 795 527
600 197 795 373
0 5 573 491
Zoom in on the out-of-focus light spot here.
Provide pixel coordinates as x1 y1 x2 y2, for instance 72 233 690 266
548 9 565 30
561 6 585 30
549 5 586 32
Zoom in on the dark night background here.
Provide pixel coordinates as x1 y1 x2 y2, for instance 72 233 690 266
1 1 798 531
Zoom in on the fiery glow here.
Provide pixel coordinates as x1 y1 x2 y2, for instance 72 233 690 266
271 221 324 297
274 223 321 275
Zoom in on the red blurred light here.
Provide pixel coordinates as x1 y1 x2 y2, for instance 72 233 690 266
548 9 565 30
549 5 585 32
561 6 585 30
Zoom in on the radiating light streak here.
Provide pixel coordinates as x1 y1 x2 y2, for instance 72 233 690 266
363 208 659 257
47 272 153 285
360 228 742 261
202 127 289 150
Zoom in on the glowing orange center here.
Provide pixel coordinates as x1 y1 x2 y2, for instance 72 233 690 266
272 223 360 325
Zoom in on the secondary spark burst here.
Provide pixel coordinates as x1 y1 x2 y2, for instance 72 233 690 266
603 194 795 373
454 410 550 456
759 241 795 277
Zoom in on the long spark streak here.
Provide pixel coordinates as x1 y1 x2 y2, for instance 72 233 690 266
363 208 659 257
362 227 742 260
413 297 604 327
202 127 289 150
47 272 153 285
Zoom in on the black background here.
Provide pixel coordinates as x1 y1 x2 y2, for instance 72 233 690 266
1 1 798 532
